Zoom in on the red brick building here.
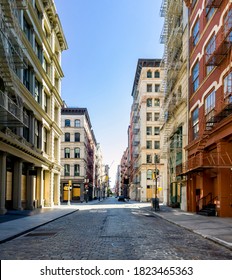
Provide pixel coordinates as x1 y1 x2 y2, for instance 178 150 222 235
182 0 232 216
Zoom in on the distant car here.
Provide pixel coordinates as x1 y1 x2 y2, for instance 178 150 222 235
118 195 125 201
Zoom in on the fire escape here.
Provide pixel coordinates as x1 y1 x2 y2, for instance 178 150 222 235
0 0 28 128
176 5 232 176
160 0 184 163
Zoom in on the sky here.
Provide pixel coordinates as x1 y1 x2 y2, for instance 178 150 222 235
54 0 164 185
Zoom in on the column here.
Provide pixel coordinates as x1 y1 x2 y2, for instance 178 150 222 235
26 164 35 210
13 159 23 210
37 167 44 208
0 152 7 214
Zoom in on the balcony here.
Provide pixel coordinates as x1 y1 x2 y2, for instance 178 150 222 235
176 152 232 175
0 90 28 127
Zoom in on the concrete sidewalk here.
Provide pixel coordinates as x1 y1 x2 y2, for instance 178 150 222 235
140 203 232 250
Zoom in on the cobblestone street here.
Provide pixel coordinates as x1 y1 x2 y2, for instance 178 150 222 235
0 198 232 260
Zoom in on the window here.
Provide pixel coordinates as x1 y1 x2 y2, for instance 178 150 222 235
192 19 200 46
147 98 152 107
147 170 153 180
65 119 70 127
147 84 152 92
154 154 160 163
224 9 232 42
154 141 160 149
23 67 31 91
147 71 152 78
146 141 152 149
224 71 232 101
75 132 80 142
192 61 199 92
154 127 160 135
34 119 39 149
206 7 215 21
74 147 80 158
35 78 42 104
75 119 80 127
64 148 70 158
205 91 215 125
146 113 152 121
43 127 47 153
65 133 70 142
64 164 70 176
35 40 43 63
74 164 80 176
192 107 199 139
154 98 160 106
146 154 152 164
205 35 215 74
146 127 152 135
154 113 160 121
23 17 32 44
43 92 48 112
155 84 160 92
155 71 160 78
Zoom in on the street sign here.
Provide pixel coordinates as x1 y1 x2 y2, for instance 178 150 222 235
64 185 71 191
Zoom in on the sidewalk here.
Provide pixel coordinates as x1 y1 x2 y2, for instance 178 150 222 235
0 200 232 251
140 203 232 250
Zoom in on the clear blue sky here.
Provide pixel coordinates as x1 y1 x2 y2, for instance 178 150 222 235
54 0 164 185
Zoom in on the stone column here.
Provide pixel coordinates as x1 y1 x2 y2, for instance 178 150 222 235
0 152 7 214
37 167 44 208
13 159 23 210
26 164 35 210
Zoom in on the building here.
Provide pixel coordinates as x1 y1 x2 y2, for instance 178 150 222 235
60 106 98 202
159 0 188 209
120 148 129 198
181 0 232 217
0 0 67 214
129 59 164 202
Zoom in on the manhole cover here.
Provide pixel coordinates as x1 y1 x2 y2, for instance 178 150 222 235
26 232 57 237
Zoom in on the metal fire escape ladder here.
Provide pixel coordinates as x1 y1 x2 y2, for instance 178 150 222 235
0 0 28 127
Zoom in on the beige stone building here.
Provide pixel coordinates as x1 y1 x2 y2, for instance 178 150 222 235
61 106 101 202
0 0 67 214
160 0 188 209
129 59 164 202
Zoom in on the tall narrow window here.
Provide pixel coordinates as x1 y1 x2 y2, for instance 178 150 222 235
146 113 152 121
224 71 232 102
147 98 152 107
205 91 215 127
154 113 160 121
146 127 152 135
43 127 47 153
64 164 70 176
64 148 70 158
147 71 152 78
155 84 160 92
65 119 71 127
75 119 81 127
146 154 152 164
74 164 80 176
65 133 70 142
74 147 80 158
34 119 39 148
154 127 160 135
147 170 153 180
35 78 42 104
192 19 200 46
192 61 199 92
192 107 199 139
146 141 152 149
75 132 80 142
205 35 216 74
147 84 152 92
154 98 160 106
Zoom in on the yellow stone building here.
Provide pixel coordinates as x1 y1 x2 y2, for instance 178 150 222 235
0 0 67 213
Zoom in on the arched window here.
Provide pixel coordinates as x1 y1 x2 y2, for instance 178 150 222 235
155 71 160 78
75 119 80 127
74 147 80 158
64 148 70 158
147 70 152 78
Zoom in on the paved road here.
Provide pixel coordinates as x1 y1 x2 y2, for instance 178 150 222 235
0 198 232 260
